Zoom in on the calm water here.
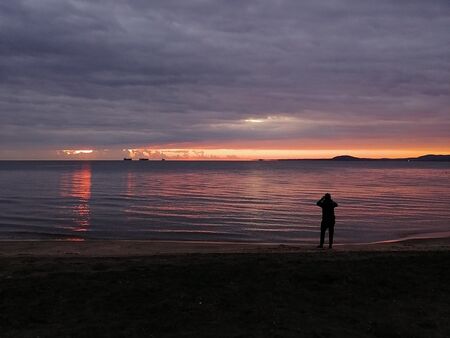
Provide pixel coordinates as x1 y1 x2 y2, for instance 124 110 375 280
0 161 449 244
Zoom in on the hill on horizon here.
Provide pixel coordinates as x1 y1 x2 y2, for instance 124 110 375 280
331 154 450 161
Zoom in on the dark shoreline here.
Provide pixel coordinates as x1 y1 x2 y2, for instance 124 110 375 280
1 242 449 337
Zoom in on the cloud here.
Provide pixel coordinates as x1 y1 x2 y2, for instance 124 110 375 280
0 0 449 157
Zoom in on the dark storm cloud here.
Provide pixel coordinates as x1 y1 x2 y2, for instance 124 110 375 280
0 0 449 154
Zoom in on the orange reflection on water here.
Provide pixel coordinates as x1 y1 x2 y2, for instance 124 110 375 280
125 170 276 217
60 164 92 234
126 172 135 197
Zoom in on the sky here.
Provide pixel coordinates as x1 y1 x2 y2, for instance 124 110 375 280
1 0 449 160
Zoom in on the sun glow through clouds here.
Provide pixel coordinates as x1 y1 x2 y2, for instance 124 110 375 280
62 149 94 155
244 119 265 123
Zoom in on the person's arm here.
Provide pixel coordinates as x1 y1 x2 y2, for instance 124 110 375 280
333 201 338 207
317 198 324 207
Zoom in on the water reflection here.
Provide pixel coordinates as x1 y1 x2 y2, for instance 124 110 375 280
60 164 92 233
124 171 137 220
120 169 302 239
126 171 135 198
46 161 450 243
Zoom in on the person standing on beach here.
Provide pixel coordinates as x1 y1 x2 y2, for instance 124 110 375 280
316 193 338 249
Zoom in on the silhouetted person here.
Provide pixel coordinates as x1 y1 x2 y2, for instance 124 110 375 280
316 193 338 248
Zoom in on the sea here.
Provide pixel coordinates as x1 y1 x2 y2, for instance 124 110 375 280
0 160 449 244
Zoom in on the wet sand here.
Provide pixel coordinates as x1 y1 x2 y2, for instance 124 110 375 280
1 238 449 337
1 237 450 257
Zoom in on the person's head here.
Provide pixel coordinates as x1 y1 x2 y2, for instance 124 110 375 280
324 193 331 200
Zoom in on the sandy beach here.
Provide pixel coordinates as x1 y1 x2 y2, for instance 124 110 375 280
1 238 449 337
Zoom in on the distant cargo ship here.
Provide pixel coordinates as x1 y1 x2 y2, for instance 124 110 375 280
123 158 132 161
139 158 149 161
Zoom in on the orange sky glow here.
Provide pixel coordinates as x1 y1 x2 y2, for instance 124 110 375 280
47 146 450 160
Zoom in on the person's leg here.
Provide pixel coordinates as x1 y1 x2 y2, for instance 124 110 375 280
328 225 334 248
319 225 326 248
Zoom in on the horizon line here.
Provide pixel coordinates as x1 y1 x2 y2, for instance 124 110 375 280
1 153 449 162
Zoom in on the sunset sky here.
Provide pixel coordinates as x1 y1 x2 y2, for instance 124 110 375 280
1 0 449 160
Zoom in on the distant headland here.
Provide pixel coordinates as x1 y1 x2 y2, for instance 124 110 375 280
278 154 450 162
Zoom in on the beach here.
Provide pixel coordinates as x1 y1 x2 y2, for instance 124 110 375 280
1 238 449 337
